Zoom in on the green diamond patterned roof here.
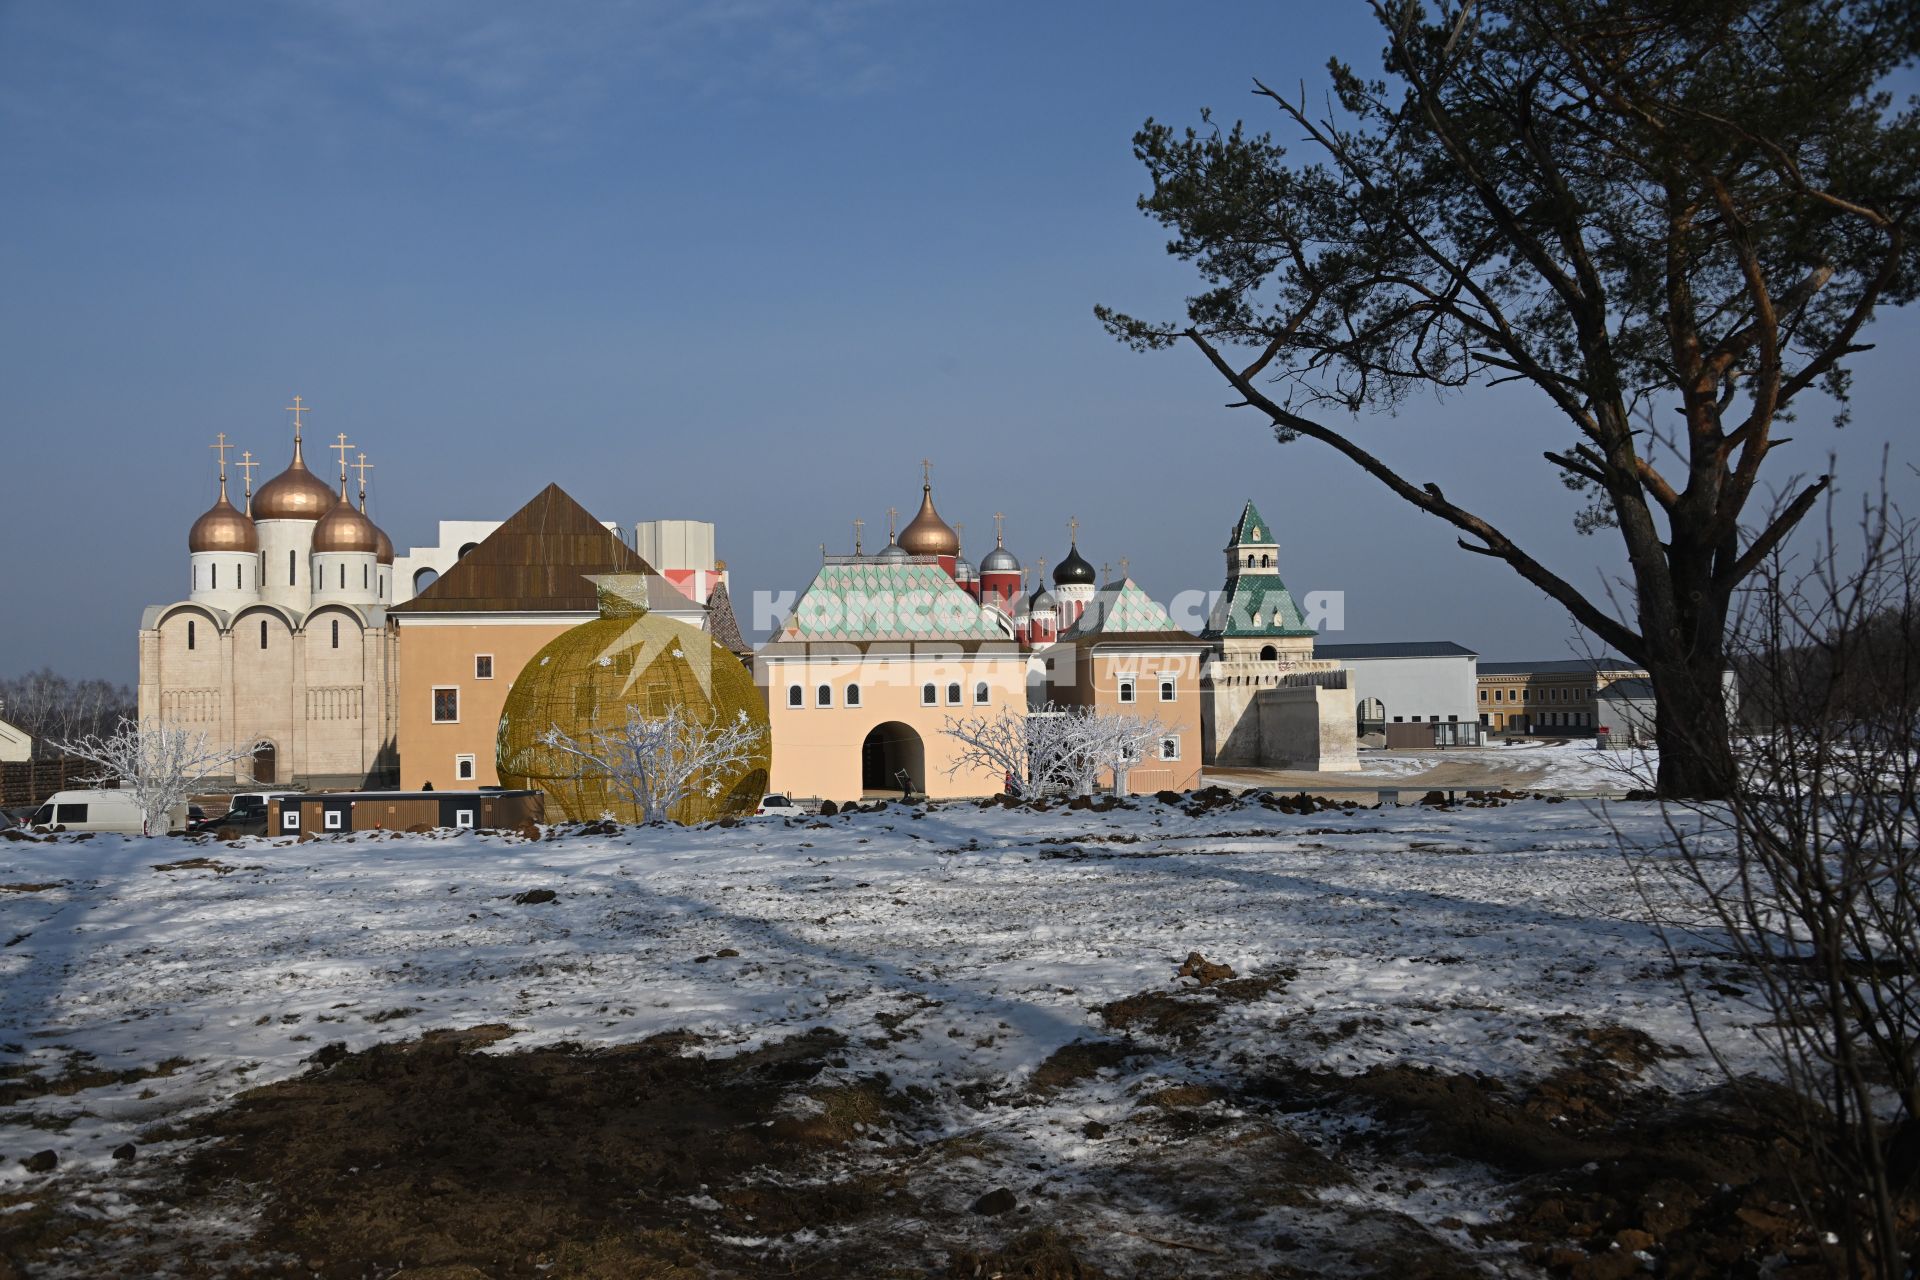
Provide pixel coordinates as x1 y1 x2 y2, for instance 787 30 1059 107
1061 578 1187 639
1230 499 1276 547
782 560 1006 642
1203 574 1317 638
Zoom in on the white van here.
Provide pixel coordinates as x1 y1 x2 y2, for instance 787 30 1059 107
29 790 186 836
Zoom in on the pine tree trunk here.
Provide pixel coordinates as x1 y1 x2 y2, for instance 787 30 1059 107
1648 651 1737 800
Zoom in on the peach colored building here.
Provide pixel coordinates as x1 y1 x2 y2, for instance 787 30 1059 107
1043 578 1210 794
758 557 1027 804
388 484 703 790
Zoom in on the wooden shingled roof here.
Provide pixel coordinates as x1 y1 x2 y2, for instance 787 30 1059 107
391 483 656 614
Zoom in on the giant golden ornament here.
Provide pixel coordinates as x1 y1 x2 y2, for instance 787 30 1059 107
496 576 769 824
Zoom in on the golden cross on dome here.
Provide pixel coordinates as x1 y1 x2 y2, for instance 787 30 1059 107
285 395 309 441
1068 515 1079 543
237 451 258 502
886 506 898 539
953 521 965 550
1120 556 1130 579
921 458 933 488
852 517 864 555
993 512 1005 546
209 432 233 478
330 432 354 481
352 453 374 510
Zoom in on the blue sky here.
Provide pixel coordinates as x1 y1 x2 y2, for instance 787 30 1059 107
3 0 1916 684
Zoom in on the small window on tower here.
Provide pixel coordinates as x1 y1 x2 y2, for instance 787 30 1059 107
788 685 803 708
187 620 196 650
211 564 218 590
331 619 339 649
946 682 961 705
288 549 296 585
259 619 268 649
338 564 345 589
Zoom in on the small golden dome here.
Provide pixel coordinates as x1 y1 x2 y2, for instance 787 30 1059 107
899 482 959 557
372 518 395 565
188 478 259 553
253 436 337 520
312 479 379 553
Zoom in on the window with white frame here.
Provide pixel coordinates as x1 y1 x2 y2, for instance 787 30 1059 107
475 654 494 679
1118 679 1135 704
946 682 962 705
817 684 832 707
974 681 989 704
921 682 936 706
788 684 803 708
281 809 300 832
1158 678 1175 702
432 687 459 723
324 809 343 831
846 683 862 707
457 754 475 781
455 809 475 829
1160 736 1180 761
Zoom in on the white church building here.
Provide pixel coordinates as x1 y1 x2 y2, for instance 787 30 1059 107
137 402 399 789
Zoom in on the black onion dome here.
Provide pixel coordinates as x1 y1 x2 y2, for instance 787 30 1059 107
1053 542 1096 586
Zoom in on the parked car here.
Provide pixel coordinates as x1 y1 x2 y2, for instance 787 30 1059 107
754 794 806 818
29 790 185 835
188 806 267 837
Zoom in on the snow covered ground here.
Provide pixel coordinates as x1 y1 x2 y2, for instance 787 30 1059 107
0 793 1760 1274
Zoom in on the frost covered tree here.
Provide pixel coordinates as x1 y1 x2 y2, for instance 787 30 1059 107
943 705 1167 798
51 718 248 836
542 705 767 825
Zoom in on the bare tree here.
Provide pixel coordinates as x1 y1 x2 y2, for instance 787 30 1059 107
0 669 136 756
542 705 767 825
1623 485 1920 1276
944 705 1167 798
1099 0 1920 798
51 718 248 836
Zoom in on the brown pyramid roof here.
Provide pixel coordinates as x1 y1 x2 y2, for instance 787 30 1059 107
392 483 656 614
705 579 754 659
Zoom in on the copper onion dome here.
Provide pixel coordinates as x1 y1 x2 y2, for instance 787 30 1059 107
311 478 379 553
188 476 260 553
373 521 395 565
899 480 959 557
253 431 337 520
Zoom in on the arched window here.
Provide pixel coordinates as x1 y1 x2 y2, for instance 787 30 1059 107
331 619 340 649
259 619 269 649
846 683 861 708
186 620 196 651
975 682 989 704
817 684 832 707
921 683 937 706
1159 679 1175 702
458 542 479 558
1244 553 1253 567
946 682 961 705
1261 553 1271 567
787 684 803 708
1259 644 1278 661
413 567 438 593
1118 679 1135 704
